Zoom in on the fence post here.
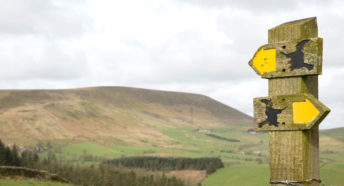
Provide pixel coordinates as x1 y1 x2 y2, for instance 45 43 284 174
249 17 330 186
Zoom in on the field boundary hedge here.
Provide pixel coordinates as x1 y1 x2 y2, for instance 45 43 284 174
106 157 224 174
0 166 69 183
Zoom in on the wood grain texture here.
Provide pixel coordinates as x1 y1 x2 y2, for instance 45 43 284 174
268 17 318 44
268 18 320 186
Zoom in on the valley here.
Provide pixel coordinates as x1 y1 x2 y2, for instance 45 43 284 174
0 87 343 185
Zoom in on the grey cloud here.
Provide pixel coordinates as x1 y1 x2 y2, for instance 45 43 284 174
0 0 91 37
87 29 245 85
0 0 91 83
142 30 255 84
319 15 344 67
176 0 333 13
100 27 262 86
0 38 88 80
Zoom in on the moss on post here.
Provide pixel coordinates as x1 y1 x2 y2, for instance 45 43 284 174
268 17 320 186
268 17 318 43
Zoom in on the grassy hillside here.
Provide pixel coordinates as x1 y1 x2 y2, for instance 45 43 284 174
0 87 260 166
318 127 344 186
0 86 343 185
0 87 251 147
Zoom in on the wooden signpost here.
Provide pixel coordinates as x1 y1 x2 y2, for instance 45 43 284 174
249 17 330 185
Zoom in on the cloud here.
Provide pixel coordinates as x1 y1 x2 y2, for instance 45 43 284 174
175 0 333 13
0 35 89 80
0 0 92 83
0 0 343 129
0 0 91 37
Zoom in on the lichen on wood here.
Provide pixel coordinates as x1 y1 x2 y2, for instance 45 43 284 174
249 37 323 78
265 17 322 186
254 94 329 131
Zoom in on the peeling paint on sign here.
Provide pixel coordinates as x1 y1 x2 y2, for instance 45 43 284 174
253 94 330 131
249 38 322 78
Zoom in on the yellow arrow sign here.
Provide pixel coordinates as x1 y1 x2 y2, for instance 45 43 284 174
251 47 276 75
253 94 330 131
293 98 320 124
248 38 323 78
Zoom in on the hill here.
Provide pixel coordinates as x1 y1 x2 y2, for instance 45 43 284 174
0 86 251 147
0 86 343 185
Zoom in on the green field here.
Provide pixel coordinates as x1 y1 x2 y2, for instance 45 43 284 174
202 165 269 186
42 127 344 186
321 162 344 186
50 127 268 166
44 127 344 186
202 163 344 186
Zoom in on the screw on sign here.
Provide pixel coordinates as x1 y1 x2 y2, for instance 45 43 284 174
248 17 330 186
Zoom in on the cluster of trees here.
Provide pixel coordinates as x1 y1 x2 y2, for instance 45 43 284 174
0 139 39 167
38 163 185 186
0 140 20 166
0 139 185 186
1 139 224 185
106 156 224 174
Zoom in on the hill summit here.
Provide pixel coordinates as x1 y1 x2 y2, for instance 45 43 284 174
0 86 252 146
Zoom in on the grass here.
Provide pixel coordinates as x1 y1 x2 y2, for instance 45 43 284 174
202 164 344 186
40 125 344 186
5 129 344 186
321 127 344 142
321 162 344 186
50 125 270 165
61 141 119 157
203 150 344 186
0 178 72 186
202 165 269 186
48 126 344 186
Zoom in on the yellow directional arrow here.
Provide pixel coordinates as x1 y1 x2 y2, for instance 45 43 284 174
253 94 330 131
252 47 276 75
293 99 320 124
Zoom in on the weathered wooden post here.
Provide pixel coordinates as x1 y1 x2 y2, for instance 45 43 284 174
249 17 330 185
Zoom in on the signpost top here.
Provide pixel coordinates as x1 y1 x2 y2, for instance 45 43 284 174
268 17 318 43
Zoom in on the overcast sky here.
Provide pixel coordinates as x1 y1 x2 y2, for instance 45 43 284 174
0 0 343 129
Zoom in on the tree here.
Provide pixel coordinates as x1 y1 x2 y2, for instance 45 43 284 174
11 145 20 166
0 139 6 165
